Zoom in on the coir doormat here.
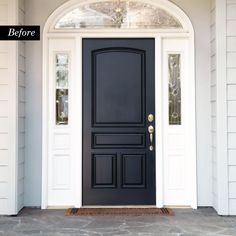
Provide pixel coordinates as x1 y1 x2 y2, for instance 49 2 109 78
66 208 174 216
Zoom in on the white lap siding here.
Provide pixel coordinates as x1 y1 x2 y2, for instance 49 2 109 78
0 0 24 215
227 0 236 215
212 0 236 215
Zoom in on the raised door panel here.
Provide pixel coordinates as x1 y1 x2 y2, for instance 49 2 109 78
92 154 117 188
121 154 146 188
92 48 145 126
93 133 145 148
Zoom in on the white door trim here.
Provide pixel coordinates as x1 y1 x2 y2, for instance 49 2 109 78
42 0 196 209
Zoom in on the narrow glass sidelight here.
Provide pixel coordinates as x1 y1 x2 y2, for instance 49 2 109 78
55 53 69 125
168 54 181 125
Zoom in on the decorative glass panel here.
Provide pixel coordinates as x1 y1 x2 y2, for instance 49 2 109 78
56 54 69 88
55 1 182 29
55 54 69 125
169 54 181 125
56 89 69 125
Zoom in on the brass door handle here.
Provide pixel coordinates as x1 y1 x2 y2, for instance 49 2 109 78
148 125 154 151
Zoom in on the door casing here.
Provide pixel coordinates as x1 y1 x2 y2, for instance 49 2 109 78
42 0 196 210
42 31 196 209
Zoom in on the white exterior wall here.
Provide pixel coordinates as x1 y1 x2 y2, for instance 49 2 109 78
24 0 212 207
174 0 212 207
0 0 234 216
210 0 236 215
24 0 68 207
227 0 236 215
0 0 23 215
210 0 236 216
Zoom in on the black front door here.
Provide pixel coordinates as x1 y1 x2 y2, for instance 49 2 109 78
83 39 155 205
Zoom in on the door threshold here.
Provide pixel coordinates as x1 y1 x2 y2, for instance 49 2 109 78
82 205 157 208
164 205 191 209
47 206 74 210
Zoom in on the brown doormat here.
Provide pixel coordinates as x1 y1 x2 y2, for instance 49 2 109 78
66 208 174 216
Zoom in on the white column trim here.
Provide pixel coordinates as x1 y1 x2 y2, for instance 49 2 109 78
215 0 229 215
8 0 19 215
155 36 164 207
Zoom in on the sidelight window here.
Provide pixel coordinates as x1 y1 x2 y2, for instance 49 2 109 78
168 54 181 125
55 53 69 125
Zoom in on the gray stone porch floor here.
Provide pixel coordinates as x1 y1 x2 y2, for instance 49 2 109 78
0 208 236 236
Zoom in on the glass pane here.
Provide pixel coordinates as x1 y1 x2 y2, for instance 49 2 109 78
56 89 69 125
56 54 69 88
55 1 182 29
56 54 68 65
169 54 181 125
55 53 69 125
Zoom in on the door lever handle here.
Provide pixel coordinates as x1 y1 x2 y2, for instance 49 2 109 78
148 125 154 151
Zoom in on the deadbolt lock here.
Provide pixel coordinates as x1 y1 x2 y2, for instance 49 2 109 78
148 114 154 122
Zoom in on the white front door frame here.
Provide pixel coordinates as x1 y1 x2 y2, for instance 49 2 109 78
42 0 196 209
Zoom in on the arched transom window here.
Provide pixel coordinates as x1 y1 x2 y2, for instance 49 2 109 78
55 0 183 29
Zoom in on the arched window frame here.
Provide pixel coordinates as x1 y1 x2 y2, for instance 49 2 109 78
53 0 183 30
46 0 193 33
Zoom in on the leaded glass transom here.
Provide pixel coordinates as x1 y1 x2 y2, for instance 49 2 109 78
55 1 182 29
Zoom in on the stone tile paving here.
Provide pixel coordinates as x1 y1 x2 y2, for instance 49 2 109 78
0 208 235 236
